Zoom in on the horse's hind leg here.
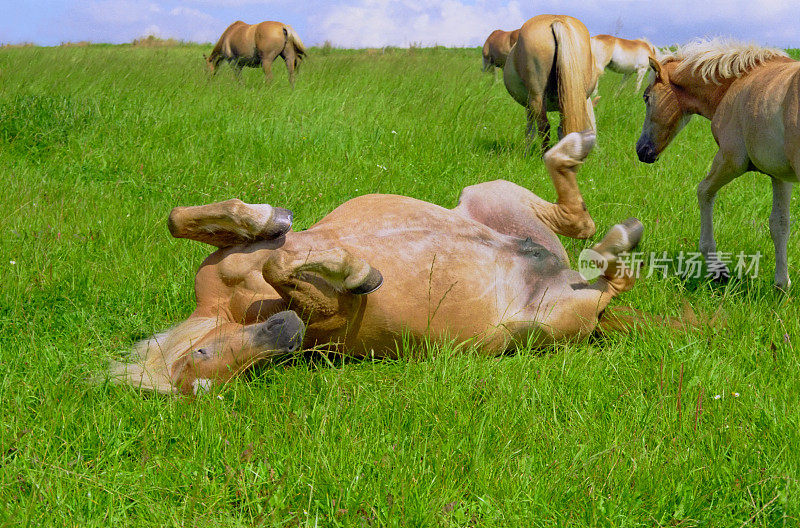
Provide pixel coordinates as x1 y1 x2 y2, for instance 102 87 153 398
455 130 597 244
526 93 550 149
770 177 792 290
168 199 293 248
261 51 280 84
282 47 297 88
539 131 597 238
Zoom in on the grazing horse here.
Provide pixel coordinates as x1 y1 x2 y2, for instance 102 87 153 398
205 21 306 87
591 34 659 93
109 132 650 395
482 28 520 72
636 39 799 290
503 15 599 148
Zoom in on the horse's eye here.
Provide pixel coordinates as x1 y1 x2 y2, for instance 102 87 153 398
643 93 650 103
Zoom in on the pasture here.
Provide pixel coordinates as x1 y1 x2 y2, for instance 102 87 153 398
1 43 799 526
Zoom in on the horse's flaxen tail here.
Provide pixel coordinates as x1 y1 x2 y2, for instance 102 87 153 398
595 303 725 335
283 25 306 62
551 20 591 134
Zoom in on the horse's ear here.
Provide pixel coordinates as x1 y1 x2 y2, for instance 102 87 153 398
649 56 667 83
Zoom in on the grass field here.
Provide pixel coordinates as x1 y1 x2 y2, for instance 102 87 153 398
1 43 799 526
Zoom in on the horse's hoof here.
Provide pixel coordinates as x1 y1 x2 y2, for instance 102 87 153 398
619 217 644 249
256 310 305 353
348 267 383 295
259 207 293 239
593 217 644 256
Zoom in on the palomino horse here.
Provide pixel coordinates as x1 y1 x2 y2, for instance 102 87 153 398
591 35 659 93
636 39 799 290
503 15 599 148
482 28 520 72
205 21 306 87
109 132 648 395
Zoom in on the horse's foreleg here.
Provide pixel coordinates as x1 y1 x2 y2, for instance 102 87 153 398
168 199 293 247
265 247 383 297
634 67 648 92
262 247 383 343
770 178 792 290
697 150 745 281
538 131 597 239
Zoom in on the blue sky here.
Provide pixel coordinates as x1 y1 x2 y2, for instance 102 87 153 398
3 1 798 49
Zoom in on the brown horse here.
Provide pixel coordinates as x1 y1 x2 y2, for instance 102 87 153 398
205 21 306 87
636 39 799 289
591 34 659 93
503 15 599 147
482 28 520 72
109 132 651 395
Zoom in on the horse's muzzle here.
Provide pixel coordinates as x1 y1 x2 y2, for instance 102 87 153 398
636 137 658 164
255 310 305 353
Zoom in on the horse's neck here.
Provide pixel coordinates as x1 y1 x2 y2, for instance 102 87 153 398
671 65 735 120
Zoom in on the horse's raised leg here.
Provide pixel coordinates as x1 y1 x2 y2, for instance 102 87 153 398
539 131 597 238
454 131 596 245
261 247 383 339
770 177 792 290
168 199 293 247
697 149 746 281
170 312 306 395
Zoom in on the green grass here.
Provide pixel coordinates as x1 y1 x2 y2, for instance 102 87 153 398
1 44 799 526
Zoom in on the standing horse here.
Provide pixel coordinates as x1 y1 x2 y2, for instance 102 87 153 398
503 15 599 148
109 132 653 395
636 39 799 289
205 21 306 87
482 28 520 72
591 34 659 93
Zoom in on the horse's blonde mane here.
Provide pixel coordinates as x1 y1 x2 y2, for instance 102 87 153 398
663 38 788 84
107 317 219 394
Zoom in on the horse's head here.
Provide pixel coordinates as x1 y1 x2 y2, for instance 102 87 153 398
203 53 216 73
636 57 691 163
170 311 305 395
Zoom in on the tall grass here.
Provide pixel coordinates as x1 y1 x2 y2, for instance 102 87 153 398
0 44 798 526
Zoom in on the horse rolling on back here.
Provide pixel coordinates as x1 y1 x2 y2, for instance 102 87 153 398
107 132 673 395
591 34 659 93
205 21 306 87
482 28 520 73
636 39 800 290
503 15 599 149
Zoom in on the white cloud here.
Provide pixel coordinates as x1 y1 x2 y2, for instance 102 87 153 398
316 0 526 48
313 0 799 49
65 0 222 43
